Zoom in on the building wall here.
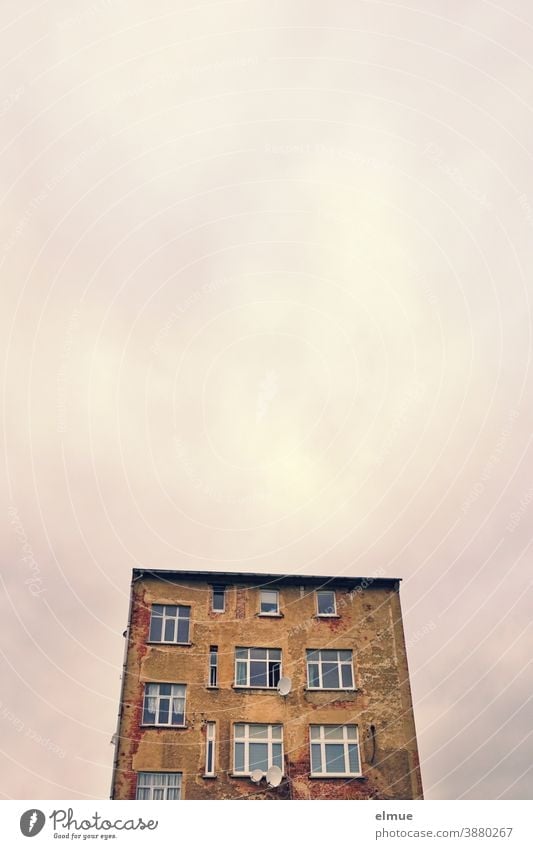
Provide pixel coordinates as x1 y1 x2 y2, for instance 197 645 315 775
111 574 423 800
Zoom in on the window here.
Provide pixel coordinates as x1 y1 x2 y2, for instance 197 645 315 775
136 772 182 799
205 722 216 776
211 586 225 613
235 647 281 688
310 725 361 777
149 605 190 643
259 589 279 615
306 649 354 689
233 723 283 776
208 646 218 687
142 683 186 726
316 589 336 616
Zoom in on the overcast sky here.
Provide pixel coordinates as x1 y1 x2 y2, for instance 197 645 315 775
1 0 532 800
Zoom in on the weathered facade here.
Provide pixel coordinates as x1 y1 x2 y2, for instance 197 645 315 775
110 569 423 800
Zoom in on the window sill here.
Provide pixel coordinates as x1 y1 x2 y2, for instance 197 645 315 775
206 685 219 690
140 724 187 729
257 612 284 618
201 774 218 780
146 641 192 647
314 614 340 619
309 774 366 780
305 687 358 693
232 685 279 692
229 773 285 780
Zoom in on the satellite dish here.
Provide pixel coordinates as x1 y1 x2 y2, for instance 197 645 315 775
250 769 264 784
266 765 283 788
277 676 292 696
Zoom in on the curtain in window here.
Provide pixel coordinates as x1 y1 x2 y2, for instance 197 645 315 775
236 661 247 685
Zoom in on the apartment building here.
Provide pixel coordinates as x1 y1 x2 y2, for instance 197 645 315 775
110 568 423 800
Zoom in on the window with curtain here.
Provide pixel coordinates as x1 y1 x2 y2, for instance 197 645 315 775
136 772 182 799
142 683 186 726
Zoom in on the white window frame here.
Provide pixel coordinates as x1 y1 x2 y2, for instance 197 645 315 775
233 723 284 776
306 649 355 690
234 647 282 689
136 771 182 799
205 721 216 776
259 589 279 615
309 725 362 777
211 586 225 613
148 604 191 644
142 682 186 727
316 589 337 617
208 645 218 687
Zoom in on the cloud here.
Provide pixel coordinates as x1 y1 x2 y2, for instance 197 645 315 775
1 0 532 800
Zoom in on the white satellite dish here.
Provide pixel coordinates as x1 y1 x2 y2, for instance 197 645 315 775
277 676 292 696
266 765 283 788
250 769 264 784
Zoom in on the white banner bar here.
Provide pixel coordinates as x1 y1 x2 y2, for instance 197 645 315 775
2 800 529 848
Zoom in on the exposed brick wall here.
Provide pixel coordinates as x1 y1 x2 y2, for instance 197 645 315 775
235 586 246 619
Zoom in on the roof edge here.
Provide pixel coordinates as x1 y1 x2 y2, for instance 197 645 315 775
131 567 400 587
